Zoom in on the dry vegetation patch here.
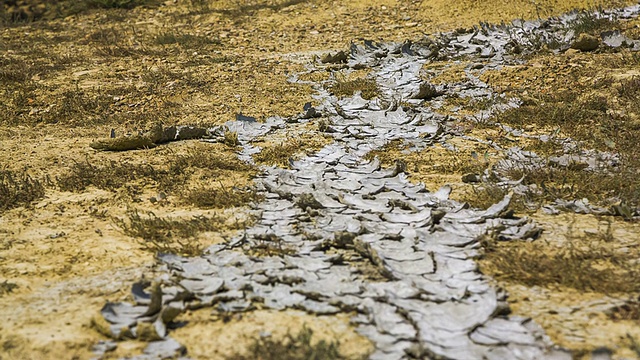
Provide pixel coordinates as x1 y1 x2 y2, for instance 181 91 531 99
480 227 640 294
478 213 640 357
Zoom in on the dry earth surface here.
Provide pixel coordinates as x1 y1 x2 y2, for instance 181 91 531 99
1 0 640 359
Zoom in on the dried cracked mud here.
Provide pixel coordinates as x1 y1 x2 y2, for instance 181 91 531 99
2 1 640 360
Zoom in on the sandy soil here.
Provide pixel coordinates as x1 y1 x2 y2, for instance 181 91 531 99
1 0 639 359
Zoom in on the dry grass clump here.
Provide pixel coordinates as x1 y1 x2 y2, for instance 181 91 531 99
365 140 493 177
183 184 260 209
228 327 349 360
113 209 233 256
480 224 640 294
57 160 161 192
363 140 407 165
459 184 514 210
330 77 379 100
495 92 613 150
568 10 618 36
222 131 241 147
55 145 260 208
56 145 260 209
0 169 45 213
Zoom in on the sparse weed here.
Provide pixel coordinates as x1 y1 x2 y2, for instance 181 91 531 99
0 280 18 296
113 209 225 256
228 326 348 360
0 169 45 213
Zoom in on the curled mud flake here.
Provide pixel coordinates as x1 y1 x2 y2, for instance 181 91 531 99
92 340 117 357
96 302 148 339
411 82 444 100
299 299 341 315
179 278 224 296
381 208 432 224
141 338 186 359
470 318 537 346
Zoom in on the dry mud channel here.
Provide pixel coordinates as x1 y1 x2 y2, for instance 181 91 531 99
1 1 640 360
